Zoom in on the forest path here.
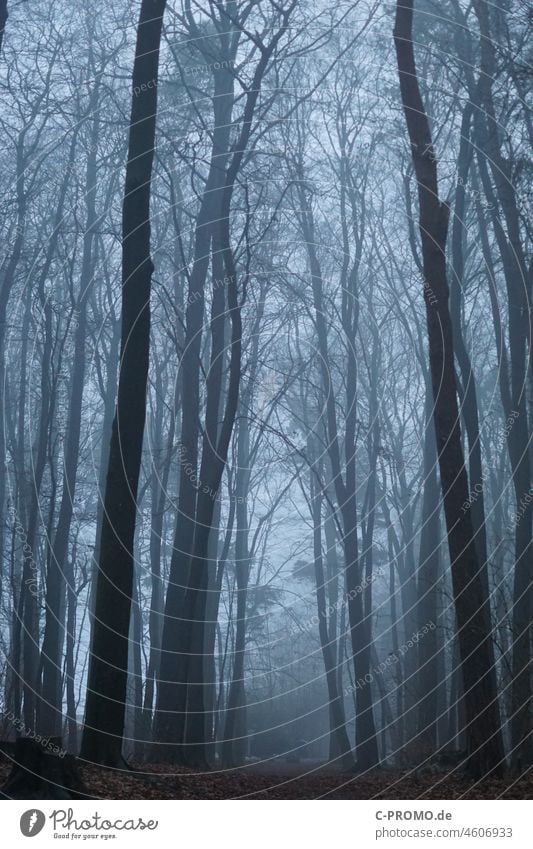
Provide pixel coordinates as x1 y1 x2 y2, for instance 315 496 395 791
1 752 530 800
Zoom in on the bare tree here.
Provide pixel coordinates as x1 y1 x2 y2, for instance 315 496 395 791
81 0 168 766
394 0 505 778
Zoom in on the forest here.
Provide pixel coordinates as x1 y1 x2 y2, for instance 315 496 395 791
0 0 531 801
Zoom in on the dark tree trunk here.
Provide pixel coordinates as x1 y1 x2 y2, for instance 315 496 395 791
449 102 490 580
222 414 251 768
154 65 235 757
128 571 144 762
39 87 100 738
81 0 167 766
142 358 175 742
471 0 532 768
64 543 79 751
88 301 120 615
0 135 27 720
416 381 441 755
390 444 419 756
20 127 80 734
155 25 286 762
308 454 354 770
394 0 505 779
1 738 88 800
297 174 379 769
0 0 7 53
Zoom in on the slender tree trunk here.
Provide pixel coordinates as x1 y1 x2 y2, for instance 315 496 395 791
222 413 251 767
472 0 532 768
39 90 100 738
156 22 285 760
88 302 120 615
450 102 490 581
297 175 379 768
308 452 354 769
64 542 79 751
0 134 25 631
416 381 441 754
0 0 7 53
394 0 505 778
142 362 175 738
155 65 235 756
81 0 167 766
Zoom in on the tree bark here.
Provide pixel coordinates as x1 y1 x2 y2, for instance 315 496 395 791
39 82 101 738
471 0 532 768
416 380 441 754
81 0 167 766
0 0 7 54
394 0 505 779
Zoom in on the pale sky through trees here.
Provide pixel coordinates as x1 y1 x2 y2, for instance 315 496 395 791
0 0 531 809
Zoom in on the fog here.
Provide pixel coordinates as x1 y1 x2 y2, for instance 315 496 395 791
0 0 531 799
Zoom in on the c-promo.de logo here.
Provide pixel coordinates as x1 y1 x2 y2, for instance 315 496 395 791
20 810 46 837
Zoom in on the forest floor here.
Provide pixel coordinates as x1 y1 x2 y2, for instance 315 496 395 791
1 753 531 799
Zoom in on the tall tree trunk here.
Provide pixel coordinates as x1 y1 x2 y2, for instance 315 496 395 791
222 414 251 768
39 86 101 738
394 0 505 778
64 540 80 751
1 135 27 718
88 298 120 616
416 381 441 754
308 449 354 769
155 19 288 760
472 0 532 768
142 358 175 740
296 174 379 769
0 0 7 53
155 64 235 756
81 0 167 766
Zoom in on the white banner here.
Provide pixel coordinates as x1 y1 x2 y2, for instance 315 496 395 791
3 799 531 848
